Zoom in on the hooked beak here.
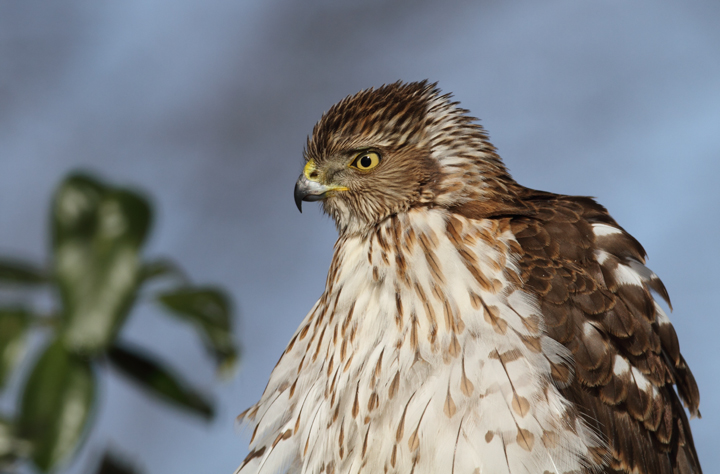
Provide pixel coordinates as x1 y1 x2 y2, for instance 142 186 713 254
294 174 331 213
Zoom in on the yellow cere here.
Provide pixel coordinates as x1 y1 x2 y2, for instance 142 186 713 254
303 159 348 191
303 159 319 181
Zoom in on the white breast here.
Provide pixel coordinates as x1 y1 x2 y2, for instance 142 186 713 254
237 208 604 474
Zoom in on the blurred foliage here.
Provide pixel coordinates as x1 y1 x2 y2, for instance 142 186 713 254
0 173 239 474
95 452 140 474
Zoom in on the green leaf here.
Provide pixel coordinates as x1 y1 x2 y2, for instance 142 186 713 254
157 287 238 377
0 416 31 472
108 343 214 419
52 173 152 353
95 451 142 474
138 258 187 284
17 340 96 472
0 308 31 389
0 259 46 285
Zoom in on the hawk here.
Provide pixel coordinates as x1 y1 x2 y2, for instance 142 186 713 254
236 81 701 474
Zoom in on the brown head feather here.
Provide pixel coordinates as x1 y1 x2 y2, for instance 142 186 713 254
303 81 520 234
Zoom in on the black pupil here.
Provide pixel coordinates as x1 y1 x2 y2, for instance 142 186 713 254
360 155 373 168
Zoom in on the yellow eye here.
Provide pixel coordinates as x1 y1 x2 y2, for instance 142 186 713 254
351 151 381 171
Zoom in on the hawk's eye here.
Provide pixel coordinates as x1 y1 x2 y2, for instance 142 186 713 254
351 151 381 171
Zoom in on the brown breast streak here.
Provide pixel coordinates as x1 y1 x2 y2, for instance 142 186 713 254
451 188 702 474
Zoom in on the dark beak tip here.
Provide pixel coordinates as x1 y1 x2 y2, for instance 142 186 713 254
293 181 303 213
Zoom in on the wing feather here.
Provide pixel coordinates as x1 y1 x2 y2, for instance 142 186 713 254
509 191 701 474
453 189 701 474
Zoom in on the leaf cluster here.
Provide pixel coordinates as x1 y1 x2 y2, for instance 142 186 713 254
0 173 238 473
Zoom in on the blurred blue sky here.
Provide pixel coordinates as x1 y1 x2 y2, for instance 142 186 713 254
1 1 719 472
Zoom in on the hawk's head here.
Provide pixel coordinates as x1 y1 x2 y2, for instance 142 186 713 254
294 81 516 234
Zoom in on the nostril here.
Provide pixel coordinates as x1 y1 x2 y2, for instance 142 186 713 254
309 171 319 179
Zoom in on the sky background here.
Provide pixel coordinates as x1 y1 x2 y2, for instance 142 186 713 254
1 1 719 473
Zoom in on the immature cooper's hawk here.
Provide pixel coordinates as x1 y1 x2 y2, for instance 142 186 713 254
236 81 701 473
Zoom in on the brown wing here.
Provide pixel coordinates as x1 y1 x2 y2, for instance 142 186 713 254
503 189 701 474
